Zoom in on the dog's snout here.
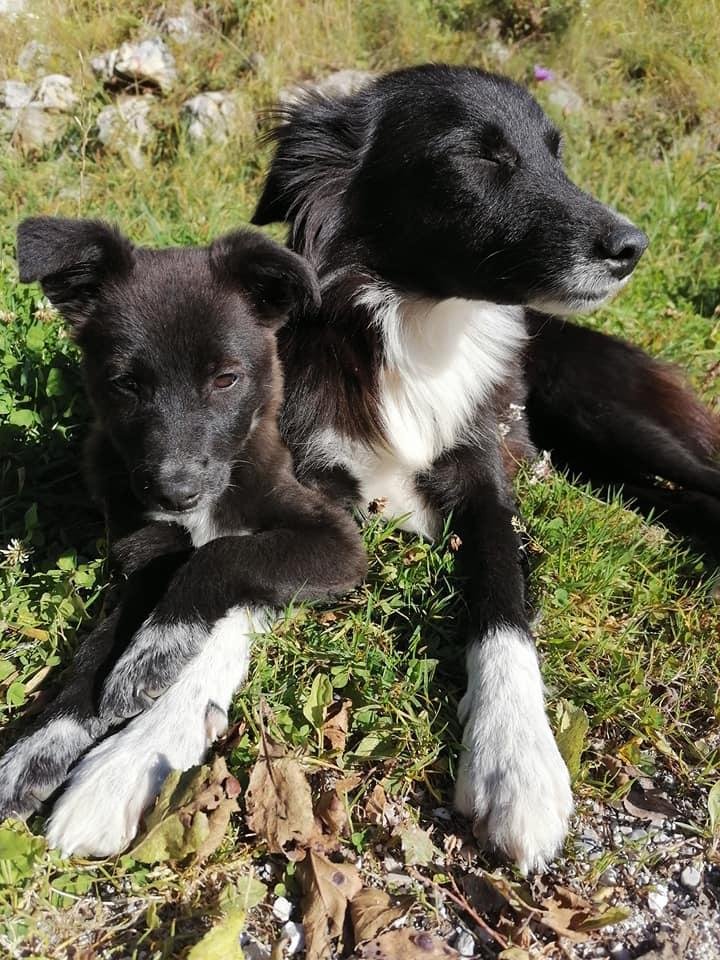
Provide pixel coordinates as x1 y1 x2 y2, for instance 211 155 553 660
596 223 648 278
153 463 203 513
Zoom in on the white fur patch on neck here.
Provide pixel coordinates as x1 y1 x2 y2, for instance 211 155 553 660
149 507 249 549
302 288 525 537
360 285 525 468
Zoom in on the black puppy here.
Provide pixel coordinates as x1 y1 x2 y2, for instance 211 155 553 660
0 219 366 856
251 65 720 872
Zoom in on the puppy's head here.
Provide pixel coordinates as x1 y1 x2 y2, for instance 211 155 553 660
17 217 319 514
254 65 647 313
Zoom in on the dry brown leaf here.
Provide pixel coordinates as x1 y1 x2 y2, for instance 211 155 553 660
299 850 362 960
364 784 388 825
245 748 318 858
350 888 413 944
316 789 348 841
323 699 351 753
356 928 458 958
623 782 680 824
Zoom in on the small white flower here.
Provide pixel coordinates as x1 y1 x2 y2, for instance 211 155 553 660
0 538 32 568
34 296 58 323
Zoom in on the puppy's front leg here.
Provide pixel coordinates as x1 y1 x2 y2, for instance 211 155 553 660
100 490 365 721
0 613 119 821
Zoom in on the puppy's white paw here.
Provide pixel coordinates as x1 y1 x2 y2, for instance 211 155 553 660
47 606 263 857
454 627 573 874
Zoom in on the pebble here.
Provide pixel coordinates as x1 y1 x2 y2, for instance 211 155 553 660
182 90 239 143
17 40 50 71
33 74 78 112
609 944 631 960
92 38 177 92
599 867 618 886
680 865 702 889
272 895 292 922
281 921 305 956
647 886 668 913
279 68 374 107
454 930 475 956
96 96 154 168
0 79 33 110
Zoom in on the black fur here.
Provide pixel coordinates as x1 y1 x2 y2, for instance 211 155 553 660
252 64 719 867
0 218 366 821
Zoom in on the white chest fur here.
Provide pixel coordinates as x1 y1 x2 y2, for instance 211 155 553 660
307 290 526 538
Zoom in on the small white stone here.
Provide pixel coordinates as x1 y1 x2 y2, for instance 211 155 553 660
32 75 78 112
17 40 50 71
647 887 668 913
96 96 154 168
0 80 33 110
279 68 374 107
281 921 304 956
455 930 475 956
680 865 702 889
272 895 292 923
182 90 238 143
92 38 176 92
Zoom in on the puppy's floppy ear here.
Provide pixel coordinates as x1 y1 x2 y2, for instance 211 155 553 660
16 217 134 327
210 228 321 326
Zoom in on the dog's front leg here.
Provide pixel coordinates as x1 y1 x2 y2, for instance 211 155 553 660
99 494 365 721
420 443 572 874
0 612 119 821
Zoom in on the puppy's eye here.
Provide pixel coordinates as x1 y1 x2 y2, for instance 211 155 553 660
213 372 238 390
112 375 139 395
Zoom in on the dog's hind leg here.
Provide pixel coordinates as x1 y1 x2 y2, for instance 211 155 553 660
0 612 119 821
524 312 720 497
46 606 269 858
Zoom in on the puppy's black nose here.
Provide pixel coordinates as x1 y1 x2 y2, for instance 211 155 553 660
154 475 202 512
597 223 648 278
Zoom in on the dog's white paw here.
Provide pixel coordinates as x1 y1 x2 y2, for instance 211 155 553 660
454 626 573 874
47 606 263 857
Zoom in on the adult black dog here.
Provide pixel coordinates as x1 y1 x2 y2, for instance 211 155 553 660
0 220 366 856
251 65 720 872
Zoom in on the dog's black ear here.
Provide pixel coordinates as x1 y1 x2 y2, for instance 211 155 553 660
210 229 321 325
16 217 134 327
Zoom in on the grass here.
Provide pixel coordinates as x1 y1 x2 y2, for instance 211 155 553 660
0 0 719 957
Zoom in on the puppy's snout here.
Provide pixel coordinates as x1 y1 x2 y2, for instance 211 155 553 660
153 462 203 513
595 222 648 279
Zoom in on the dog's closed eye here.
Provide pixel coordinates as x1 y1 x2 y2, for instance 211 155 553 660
111 374 140 396
212 372 239 390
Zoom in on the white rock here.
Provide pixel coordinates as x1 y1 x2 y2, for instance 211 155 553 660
281 921 304 956
92 38 176 92
18 41 51 71
239 934 271 960
680 865 702 889
279 68 374 107
647 886 668 913
5 104 66 151
0 80 33 110
182 90 238 143
33 75 78 112
272 895 292 923
455 930 475 956
96 96 154 168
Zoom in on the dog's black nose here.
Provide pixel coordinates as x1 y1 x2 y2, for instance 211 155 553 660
597 223 648 278
154 475 202 512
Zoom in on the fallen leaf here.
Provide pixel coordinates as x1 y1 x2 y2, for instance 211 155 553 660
298 850 362 959
623 782 680 825
498 949 531 960
356 928 458 958
245 747 318 858
322 699 351 753
315 789 348 841
131 757 239 863
555 699 589 781
708 780 720 837
187 903 245 959
395 823 435 866
220 873 267 913
350 887 412 943
364 784 388 825
574 905 632 931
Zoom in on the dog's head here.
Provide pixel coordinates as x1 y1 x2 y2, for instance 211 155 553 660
17 218 319 514
253 65 647 313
